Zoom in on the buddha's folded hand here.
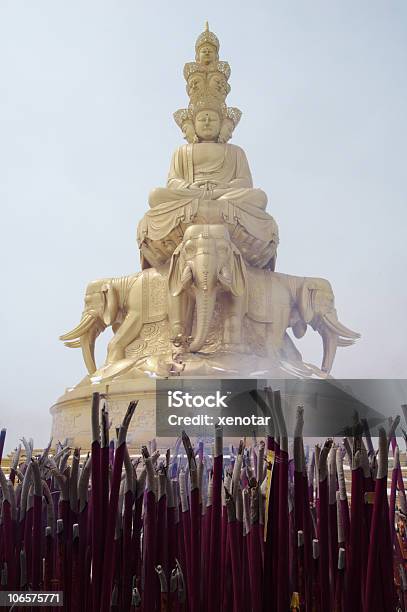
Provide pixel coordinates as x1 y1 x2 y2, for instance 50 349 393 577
192 179 230 190
191 180 210 188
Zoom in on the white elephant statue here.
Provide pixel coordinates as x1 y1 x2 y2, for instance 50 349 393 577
168 224 247 351
60 270 168 374
60 224 359 377
245 268 360 373
60 224 247 373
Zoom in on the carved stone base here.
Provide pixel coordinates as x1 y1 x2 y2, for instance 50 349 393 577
50 351 328 448
50 377 157 448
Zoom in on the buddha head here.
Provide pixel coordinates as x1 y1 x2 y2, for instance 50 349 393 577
174 25 241 143
181 118 198 144
197 43 218 66
194 109 222 142
195 22 220 66
218 117 234 144
186 72 205 99
208 72 230 98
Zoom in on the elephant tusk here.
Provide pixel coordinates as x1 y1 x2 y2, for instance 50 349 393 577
63 340 81 348
60 313 96 341
322 312 360 340
80 330 97 375
320 327 338 374
337 337 355 347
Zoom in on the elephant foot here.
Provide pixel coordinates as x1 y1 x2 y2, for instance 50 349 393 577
91 358 136 382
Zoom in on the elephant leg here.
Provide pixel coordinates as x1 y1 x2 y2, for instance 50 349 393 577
106 312 142 363
266 325 283 351
265 310 289 354
281 332 303 363
224 313 241 345
223 294 244 346
169 293 192 346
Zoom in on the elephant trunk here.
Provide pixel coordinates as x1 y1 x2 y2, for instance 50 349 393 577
189 290 216 352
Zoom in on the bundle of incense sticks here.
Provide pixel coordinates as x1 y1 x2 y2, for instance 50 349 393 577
0 390 406 611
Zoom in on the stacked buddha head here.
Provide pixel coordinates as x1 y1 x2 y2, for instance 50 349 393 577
137 23 279 273
174 21 242 144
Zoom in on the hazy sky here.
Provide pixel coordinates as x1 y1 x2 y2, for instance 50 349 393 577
1 2 406 452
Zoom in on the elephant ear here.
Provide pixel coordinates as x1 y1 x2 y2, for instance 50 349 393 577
298 280 317 323
168 246 183 297
230 246 247 297
101 282 119 326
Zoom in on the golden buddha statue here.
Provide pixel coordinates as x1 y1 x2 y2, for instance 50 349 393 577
137 23 279 271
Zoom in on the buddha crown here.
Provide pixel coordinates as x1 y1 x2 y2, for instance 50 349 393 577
192 94 226 117
195 21 219 57
173 23 242 143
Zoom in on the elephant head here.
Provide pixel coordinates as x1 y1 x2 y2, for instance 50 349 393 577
60 279 120 374
298 277 360 373
168 224 247 352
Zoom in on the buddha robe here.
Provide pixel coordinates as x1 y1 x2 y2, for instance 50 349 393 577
137 143 279 268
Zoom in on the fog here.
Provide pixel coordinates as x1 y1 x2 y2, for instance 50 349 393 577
1 2 406 452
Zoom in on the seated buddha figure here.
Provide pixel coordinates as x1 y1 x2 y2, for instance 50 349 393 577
137 97 279 270
137 23 279 270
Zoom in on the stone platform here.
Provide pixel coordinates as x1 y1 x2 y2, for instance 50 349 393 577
50 362 385 450
50 376 157 448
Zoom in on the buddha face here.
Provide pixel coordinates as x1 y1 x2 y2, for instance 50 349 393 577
187 73 205 97
209 73 229 97
181 120 197 144
194 109 221 142
218 118 234 143
197 44 217 65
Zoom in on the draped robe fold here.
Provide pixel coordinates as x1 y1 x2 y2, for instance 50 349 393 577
137 143 279 267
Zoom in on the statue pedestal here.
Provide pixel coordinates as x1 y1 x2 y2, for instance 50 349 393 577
50 351 330 448
50 377 157 448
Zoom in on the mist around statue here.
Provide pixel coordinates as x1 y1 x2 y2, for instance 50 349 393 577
62 24 359 381
48 22 363 447
1 11 407 612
